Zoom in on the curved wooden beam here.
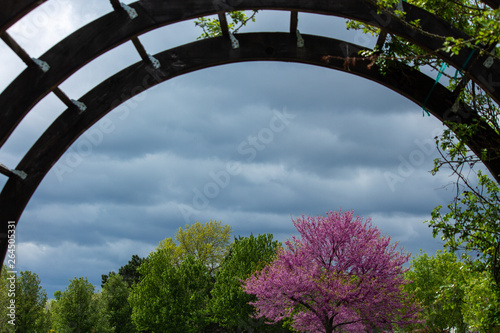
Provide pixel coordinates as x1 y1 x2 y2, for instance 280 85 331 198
0 0 46 35
1 0 499 149
1 32 498 265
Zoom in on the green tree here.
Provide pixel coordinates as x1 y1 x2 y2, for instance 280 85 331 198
92 291 114 333
102 254 146 287
405 250 468 332
405 250 500 332
462 267 500 332
427 108 500 329
15 270 50 333
129 249 212 332
51 277 112 333
209 234 284 331
428 156 500 291
158 220 232 271
101 273 136 333
0 265 15 332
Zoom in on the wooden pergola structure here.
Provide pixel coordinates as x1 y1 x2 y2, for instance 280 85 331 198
1 0 500 268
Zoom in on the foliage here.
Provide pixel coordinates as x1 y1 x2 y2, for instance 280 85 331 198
428 122 500 294
102 273 136 333
425 106 500 329
404 250 468 332
428 159 500 288
405 249 500 332
461 266 500 332
158 220 232 271
195 11 259 39
129 249 212 332
209 233 284 331
363 0 500 52
345 0 500 325
0 265 15 332
102 254 146 288
51 277 112 332
243 210 420 333
91 291 115 333
0 268 51 332
347 0 500 88
14 270 50 333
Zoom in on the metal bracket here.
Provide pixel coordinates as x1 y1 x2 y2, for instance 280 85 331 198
32 58 50 72
296 30 304 48
484 46 497 69
120 2 138 20
1 163 28 180
396 0 404 13
71 99 87 113
11 169 28 180
484 56 494 69
229 33 239 49
148 54 161 69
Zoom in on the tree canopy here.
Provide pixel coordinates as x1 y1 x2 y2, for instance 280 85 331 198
14 270 49 333
129 249 213 332
101 273 137 333
51 277 112 332
243 211 420 333
405 249 500 332
102 254 146 288
158 220 232 271
209 233 283 331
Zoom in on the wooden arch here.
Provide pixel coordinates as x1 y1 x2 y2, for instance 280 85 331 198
1 0 500 266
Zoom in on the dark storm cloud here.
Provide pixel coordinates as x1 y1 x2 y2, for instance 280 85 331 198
66 60 435 164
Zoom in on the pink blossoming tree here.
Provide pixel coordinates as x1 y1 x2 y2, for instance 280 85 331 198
243 210 421 333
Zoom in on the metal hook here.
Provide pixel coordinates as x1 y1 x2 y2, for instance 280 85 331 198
230 33 239 49
297 30 304 48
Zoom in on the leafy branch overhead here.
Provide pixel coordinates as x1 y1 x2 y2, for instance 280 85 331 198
347 0 500 75
195 11 259 39
346 1 500 326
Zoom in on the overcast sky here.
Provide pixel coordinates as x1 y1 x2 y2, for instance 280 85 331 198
0 0 459 297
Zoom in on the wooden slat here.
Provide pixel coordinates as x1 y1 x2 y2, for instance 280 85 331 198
374 30 388 52
1 32 33 66
0 164 12 178
290 11 298 34
0 164 26 179
218 12 230 38
131 36 150 63
109 0 121 11
52 87 75 109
